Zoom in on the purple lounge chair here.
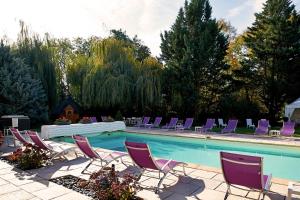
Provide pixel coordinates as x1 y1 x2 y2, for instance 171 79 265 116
73 135 127 173
221 120 238 133
255 119 269 135
125 141 187 193
176 118 194 131
145 117 162 128
137 117 151 127
90 117 97 123
162 117 178 130
220 152 272 200
9 128 30 146
27 131 77 163
280 121 295 136
198 118 215 133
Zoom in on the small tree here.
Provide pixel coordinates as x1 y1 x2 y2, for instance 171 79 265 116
0 42 48 123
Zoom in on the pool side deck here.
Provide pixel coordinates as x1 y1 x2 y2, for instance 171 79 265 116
126 127 300 148
0 137 299 200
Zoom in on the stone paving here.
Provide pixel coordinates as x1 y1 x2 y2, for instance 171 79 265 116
0 131 300 200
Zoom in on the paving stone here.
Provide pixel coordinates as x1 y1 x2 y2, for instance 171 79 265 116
264 192 286 200
194 188 226 200
51 191 92 200
270 183 288 195
227 194 251 200
167 182 201 195
137 189 172 200
215 183 248 197
20 180 56 193
0 167 20 175
0 183 19 195
0 189 34 200
8 176 42 186
32 185 72 200
164 193 198 200
0 161 14 169
189 169 217 179
0 178 8 186
212 173 225 182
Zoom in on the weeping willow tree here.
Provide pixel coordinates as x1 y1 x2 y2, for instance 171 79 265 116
14 22 57 110
82 38 136 110
135 57 162 112
66 36 162 115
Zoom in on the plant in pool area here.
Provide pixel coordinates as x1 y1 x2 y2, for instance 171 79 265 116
54 117 71 125
79 117 92 124
7 144 48 170
78 165 142 200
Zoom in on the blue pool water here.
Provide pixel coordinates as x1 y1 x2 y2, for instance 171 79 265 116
54 131 300 180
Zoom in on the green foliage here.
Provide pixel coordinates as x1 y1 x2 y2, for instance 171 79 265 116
15 21 57 110
110 29 151 61
242 0 300 121
7 144 48 170
114 111 123 121
0 43 48 123
160 0 229 117
65 37 162 115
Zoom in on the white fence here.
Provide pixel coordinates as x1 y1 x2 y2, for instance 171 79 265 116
41 121 126 139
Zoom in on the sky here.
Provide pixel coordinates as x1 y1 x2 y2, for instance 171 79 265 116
0 0 299 56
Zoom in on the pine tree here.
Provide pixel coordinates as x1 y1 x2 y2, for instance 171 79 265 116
160 0 228 117
0 42 48 123
243 0 300 121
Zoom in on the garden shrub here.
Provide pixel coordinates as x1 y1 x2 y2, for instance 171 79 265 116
7 144 48 170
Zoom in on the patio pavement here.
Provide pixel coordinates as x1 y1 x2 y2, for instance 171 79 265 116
0 130 300 200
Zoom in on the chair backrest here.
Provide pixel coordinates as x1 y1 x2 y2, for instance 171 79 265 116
153 117 162 126
283 121 295 130
10 128 28 145
204 118 215 129
125 141 158 170
246 119 253 126
227 120 238 130
218 118 224 125
101 116 108 122
26 131 49 150
220 152 264 190
73 135 98 159
258 119 269 129
142 117 150 125
184 118 194 129
90 117 97 123
168 118 178 128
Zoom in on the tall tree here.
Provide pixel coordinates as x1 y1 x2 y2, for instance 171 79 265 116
160 0 229 117
110 29 151 61
243 0 300 121
15 22 57 110
0 42 48 123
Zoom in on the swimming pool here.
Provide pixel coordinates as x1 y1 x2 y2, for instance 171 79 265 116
54 131 300 180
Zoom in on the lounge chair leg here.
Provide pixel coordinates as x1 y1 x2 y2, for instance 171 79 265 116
156 172 168 194
137 169 145 181
224 185 231 200
82 159 94 174
120 157 128 167
182 165 187 176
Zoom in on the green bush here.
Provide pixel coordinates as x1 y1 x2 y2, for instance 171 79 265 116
7 144 48 170
115 111 123 121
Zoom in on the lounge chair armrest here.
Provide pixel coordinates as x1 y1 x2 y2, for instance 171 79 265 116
161 159 173 170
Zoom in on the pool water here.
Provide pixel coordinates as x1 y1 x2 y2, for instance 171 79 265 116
54 131 300 180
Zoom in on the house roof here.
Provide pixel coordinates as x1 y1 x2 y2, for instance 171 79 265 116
52 96 81 116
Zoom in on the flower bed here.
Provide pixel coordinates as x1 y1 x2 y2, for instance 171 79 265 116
0 144 48 170
50 165 143 200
